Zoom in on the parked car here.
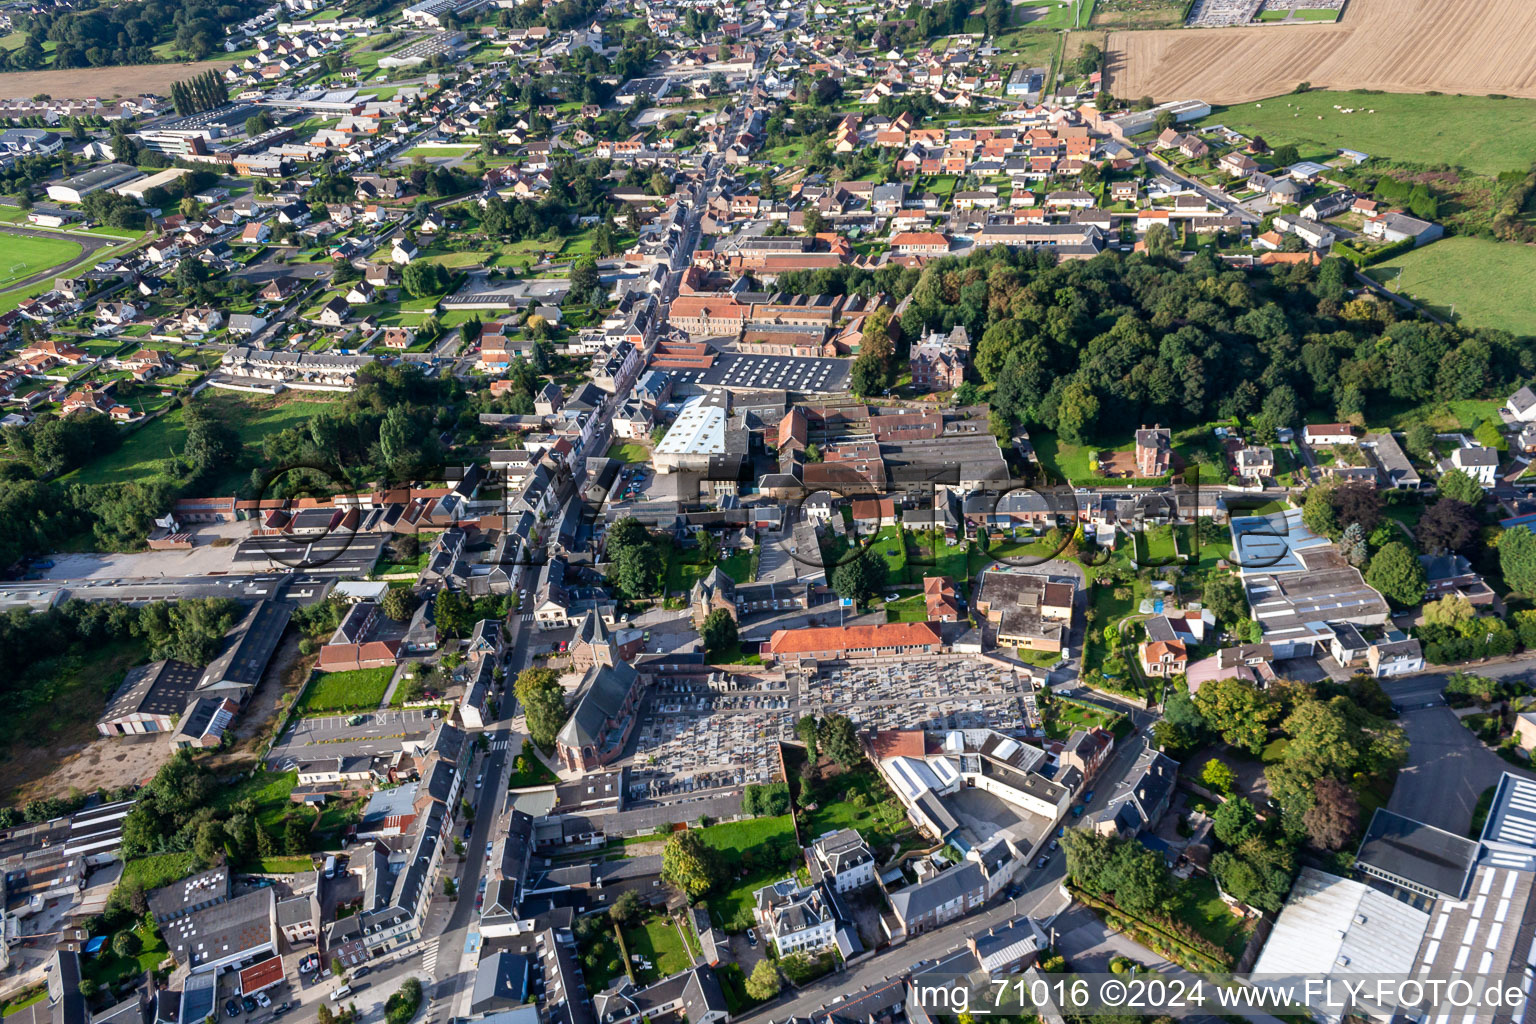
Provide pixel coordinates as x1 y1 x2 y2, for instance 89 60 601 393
242 997 258 1014
224 999 241 1018
255 992 272 1009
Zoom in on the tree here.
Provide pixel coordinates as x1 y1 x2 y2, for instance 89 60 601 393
608 890 642 926
1301 486 1340 540
381 588 415 622
1438 468 1485 505
514 667 567 749
1201 574 1246 625
1500 525 1536 595
745 958 781 1001
1365 541 1427 606
570 255 600 299
795 715 819 760
1200 758 1236 795
1340 521 1368 567
1303 777 1360 850
1417 498 1477 554
112 929 142 958
615 541 663 599
1422 594 1476 629
401 260 449 299
830 550 888 607
660 829 721 900
283 816 308 855
818 714 863 768
1211 796 1264 847
1101 838 1173 916
700 608 738 656
1191 676 1278 756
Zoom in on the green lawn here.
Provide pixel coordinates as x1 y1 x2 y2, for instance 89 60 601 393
801 768 915 857
120 852 196 893
82 921 168 990
868 524 909 584
1198 91 1536 177
694 816 800 930
1172 873 1252 959
906 530 972 587
1044 696 1126 740
63 391 345 491
1365 237 1536 338
296 666 395 715
1136 525 1181 566
508 752 560 789
0 235 143 315
607 442 650 463
720 549 754 584
622 917 693 983
214 770 299 831
0 233 81 289
255 856 318 874
885 593 929 622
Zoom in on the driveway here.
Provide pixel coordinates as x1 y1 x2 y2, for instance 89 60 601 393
1386 673 1536 835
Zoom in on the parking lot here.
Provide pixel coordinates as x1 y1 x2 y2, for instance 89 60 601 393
664 352 851 393
267 710 440 767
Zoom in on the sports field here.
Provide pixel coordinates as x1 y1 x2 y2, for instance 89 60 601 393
0 234 82 288
1366 237 1536 338
1198 91 1536 176
1108 0 1536 103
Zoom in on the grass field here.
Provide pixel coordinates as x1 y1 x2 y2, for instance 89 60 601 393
120 852 196 893
63 391 344 490
622 917 693 983
606 442 650 463
1090 0 1183 29
0 233 81 288
1365 236 1536 337
694 816 800 929
1198 91 1536 176
297 666 394 715
214 770 299 831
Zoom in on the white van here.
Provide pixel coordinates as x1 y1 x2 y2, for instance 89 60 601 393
331 986 352 1001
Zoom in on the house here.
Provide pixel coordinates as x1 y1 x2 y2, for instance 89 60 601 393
1438 444 1499 487
1178 136 1208 160
317 296 351 326
1367 635 1424 678
753 879 838 954
1138 638 1187 678
923 576 963 622
1362 211 1443 247
809 829 876 893
1218 152 1258 178
1504 385 1536 424
1419 553 1495 605
850 496 897 536
1093 748 1178 838
1234 446 1275 480
1304 423 1357 446
1135 424 1172 477
1302 192 1354 221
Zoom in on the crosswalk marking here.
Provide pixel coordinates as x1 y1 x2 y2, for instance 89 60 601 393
420 939 440 978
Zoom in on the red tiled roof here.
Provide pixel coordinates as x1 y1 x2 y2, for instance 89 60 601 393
239 956 284 995
768 621 940 655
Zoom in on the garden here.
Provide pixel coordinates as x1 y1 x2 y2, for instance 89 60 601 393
293 666 395 716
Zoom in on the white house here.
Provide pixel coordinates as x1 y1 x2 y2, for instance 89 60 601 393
1505 386 1536 424
753 879 837 955
1303 423 1357 446
1367 636 1424 678
810 829 876 893
1440 444 1499 487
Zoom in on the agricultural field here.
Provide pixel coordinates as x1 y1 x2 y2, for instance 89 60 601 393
1107 0 1536 104
1365 236 1536 337
0 56 237 100
0 233 82 288
1197 91 1536 176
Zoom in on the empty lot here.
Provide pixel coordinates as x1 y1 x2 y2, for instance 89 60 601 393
0 58 235 100
1107 0 1536 103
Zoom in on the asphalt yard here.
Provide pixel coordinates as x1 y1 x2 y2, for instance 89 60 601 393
267 709 438 768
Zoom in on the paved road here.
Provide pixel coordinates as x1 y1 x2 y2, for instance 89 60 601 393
1143 155 1260 226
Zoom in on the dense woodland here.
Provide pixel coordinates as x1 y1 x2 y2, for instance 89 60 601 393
3 0 248 68
778 248 1532 445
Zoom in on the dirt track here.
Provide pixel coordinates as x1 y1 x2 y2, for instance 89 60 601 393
0 58 236 101
1107 0 1536 103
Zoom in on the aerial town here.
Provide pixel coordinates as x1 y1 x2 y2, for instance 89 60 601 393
0 0 1534 1023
